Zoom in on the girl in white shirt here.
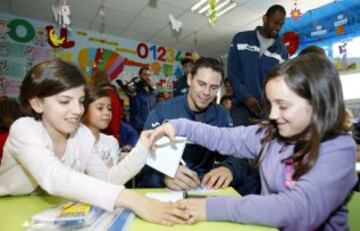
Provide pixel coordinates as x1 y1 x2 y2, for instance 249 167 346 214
83 85 122 167
0 59 188 225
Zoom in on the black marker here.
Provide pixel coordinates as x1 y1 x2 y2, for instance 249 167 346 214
183 191 208 199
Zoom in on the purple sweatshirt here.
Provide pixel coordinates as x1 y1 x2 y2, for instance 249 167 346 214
170 119 357 231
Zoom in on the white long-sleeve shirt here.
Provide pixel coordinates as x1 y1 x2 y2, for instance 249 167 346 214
0 117 148 212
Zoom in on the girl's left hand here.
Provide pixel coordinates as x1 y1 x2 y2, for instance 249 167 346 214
176 198 207 224
116 189 190 225
149 123 177 150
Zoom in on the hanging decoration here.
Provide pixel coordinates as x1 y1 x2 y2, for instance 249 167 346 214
290 0 302 19
169 14 183 33
189 33 200 61
280 31 300 56
45 25 75 48
99 0 106 40
94 0 106 71
208 0 217 26
52 0 71 29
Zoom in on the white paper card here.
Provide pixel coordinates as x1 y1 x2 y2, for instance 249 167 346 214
146 136 187 177
145 192 184 202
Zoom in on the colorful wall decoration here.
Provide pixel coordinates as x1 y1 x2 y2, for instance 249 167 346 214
280 0 360 76
0 13 186 99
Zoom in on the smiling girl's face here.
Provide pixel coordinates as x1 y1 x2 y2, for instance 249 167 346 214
266 76 313 139
30 85 85 139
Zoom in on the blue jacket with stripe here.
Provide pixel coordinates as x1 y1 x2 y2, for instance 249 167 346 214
227 26 288 105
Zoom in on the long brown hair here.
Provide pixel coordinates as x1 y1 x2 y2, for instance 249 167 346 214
19 59 85 120
258 54 350 180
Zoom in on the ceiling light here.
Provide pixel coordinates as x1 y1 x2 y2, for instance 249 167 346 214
190 0 238 18
191 0 208 12
216 0 231 12
217 2 238 17
198 0 221 14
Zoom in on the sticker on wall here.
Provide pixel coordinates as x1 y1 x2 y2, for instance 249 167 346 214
280 31 300 56
162 63 173 76
33 27 48 47
0 41 9 57
150 61 161 74
0 20 8 40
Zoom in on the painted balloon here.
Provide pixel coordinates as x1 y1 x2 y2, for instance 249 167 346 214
78 47 125 80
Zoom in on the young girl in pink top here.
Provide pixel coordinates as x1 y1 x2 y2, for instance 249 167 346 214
0 59 188 225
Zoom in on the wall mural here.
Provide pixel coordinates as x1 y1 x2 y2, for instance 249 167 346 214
0 13 186 108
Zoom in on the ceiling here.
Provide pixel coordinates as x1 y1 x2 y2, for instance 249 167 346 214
0 0 335 57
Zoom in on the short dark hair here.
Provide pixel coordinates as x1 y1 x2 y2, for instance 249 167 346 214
220 95 232 105
19 59 85 119
181 58 194 66
83 85 111 119
265 4 286 17
138 67 150 76
299 45 326 56
191 57 224 82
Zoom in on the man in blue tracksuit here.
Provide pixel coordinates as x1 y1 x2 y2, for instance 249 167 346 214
128 67 156 134
135 57 260 195
227 4 288 126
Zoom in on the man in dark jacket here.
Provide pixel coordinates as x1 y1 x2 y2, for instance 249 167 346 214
227 4 288 126
128 67 156 134
135 57 260 195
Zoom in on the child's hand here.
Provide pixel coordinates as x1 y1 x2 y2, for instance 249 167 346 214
176 198 207 224
136 197 190 225
138 130 153 149
117 189 190 225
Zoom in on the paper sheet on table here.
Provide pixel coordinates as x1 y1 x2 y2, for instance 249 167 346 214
145 188 219 202
146 136 187 178
145 191 184 202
